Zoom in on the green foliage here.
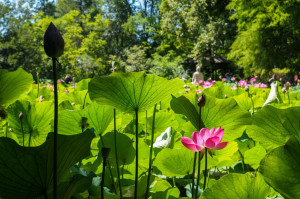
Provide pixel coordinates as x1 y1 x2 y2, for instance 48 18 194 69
247 105 300 150
149 51 188 79
89 71 184 112
200 173 271 199
0 69 33 106
260 137 300 199
171 93 251 141
228 0 300 77
0 130 95 198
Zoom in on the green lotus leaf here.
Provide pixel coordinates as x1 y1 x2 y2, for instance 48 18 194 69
98 131 135 165
6 100 53 146
171 93 251 141
260 137 300 199
247 105 300 150
0 130 95 199
58 102 113 136
89 71 184 113
0 68 33 106
244 144 266 169
153 148 194 177
200 173 271 199
204 83 244 99
76 78 91 91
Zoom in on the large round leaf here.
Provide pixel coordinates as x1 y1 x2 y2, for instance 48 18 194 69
171 94 251 141
247 105 300 150
153 148 194 177
98 131 135 165
0 68 33 106
7 100 53 146
89 71 184 112
244 144 266 169
58 102 113 135
200 173 271 199
260 137 300 199
0 130 95 199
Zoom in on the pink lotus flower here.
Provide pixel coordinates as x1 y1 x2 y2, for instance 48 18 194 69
202 81 213 89
181 127 228 152
185 88 190 92
250 78 256 83
199 80 204 85
212 80 216 84
231 77 235 81
238 80 248 88
222 78 226 82
285 82 291 86
65 90 69 94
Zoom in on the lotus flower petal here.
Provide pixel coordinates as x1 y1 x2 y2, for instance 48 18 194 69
215 142 229 150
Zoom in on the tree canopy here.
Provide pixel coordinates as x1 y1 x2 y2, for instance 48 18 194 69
0 0 299 80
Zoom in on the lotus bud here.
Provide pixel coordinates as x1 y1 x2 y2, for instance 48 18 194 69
44 22 64 58
245 86 249 91
197 94 206 107
101 147 111 159
19 112 23 120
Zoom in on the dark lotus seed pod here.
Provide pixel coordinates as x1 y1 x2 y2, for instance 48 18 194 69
19 112 23 120
0 108 7 119
197 94 206 107
44 22 64 58
224 94 228 99
101 147 111 159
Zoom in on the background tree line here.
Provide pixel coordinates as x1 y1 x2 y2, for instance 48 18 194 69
0 0 299 81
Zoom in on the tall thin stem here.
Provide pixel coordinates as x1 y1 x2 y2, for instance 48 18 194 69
20 119 24 147
114 109 123 198
52 57 58 199
195 151 201 199
191 152 197 199
145 110 147 139
28 131 32 147
99 135 116 193
203 148 208 191
134 109 139 199
37 74 40 98
5 122 8 137
101 157 107 199
145 104 157 199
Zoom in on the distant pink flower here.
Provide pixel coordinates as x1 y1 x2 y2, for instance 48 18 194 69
194 82 199 86
231 77 235 81
285 82 291 86
181 127 228 152
222 78 226 82
282 87 286 93
250 78 256 83
253 83 267 88
212 80 216 84
238 80 248 88
196 89 202 94
65 90 69 94
202 81 213 89
57 80 61 83
185 88 190 92
199 80 204 85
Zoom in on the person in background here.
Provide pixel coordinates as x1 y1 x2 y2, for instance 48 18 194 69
225 73 231 83
65 72 73 84
294 73 299 85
